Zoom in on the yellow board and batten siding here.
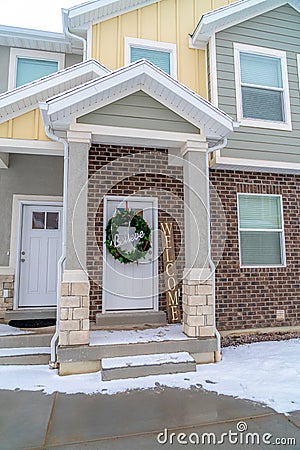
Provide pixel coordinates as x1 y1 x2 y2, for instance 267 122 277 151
0 0 235 141
0 109 49 141
92 0 235 98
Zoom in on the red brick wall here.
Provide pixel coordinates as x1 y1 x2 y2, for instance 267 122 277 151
210 168 300 331
87 144 184 321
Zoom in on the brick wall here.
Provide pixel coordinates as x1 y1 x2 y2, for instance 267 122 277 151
87 145 184 321
210 168 300 331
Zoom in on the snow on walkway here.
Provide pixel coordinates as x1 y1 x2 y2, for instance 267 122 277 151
0 324 33 336
0 339 299 414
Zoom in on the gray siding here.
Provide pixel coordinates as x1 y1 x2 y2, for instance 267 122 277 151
0 46 10 94
216 4 300 164
77 91 200 134
207 42 211 103
65 53 82 68
0 154 63 266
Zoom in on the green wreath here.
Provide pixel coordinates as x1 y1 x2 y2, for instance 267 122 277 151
105 209 151 264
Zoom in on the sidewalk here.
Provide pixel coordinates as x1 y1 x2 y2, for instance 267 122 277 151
1 386 299 449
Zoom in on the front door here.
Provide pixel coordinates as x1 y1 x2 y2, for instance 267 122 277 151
103 197 158 312
18 204 62 307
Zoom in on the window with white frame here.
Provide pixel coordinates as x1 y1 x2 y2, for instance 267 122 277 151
237 194 285 267
125 37 177 77
234 43 291 130
9 48 65 89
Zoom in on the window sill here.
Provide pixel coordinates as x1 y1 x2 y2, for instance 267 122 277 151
240 264 286 269
238 118 292 131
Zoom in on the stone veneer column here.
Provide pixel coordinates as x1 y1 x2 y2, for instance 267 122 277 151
181 140 215 339
59 271 90 346
182 269 214 338
59 131 91 348
0 274 14 320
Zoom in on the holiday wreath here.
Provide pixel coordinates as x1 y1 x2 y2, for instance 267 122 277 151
105 209 151 264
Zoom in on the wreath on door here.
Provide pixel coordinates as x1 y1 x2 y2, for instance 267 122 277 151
105 209 151 264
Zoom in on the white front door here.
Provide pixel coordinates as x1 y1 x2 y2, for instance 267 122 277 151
18 204 62 307
103 197 158 312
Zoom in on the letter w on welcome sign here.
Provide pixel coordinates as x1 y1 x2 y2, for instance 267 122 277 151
160 222 181 324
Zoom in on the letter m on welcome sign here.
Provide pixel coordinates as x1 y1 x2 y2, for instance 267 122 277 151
160 222 181 324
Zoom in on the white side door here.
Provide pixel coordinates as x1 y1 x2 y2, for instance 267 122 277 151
103 197 158 312
18 204 62 308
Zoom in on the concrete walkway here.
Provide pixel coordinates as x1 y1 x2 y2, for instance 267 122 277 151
0 387 299 449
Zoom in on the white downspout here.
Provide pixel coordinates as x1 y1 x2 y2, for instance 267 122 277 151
40 103 69 369
62 8 87 61
205 138 228 361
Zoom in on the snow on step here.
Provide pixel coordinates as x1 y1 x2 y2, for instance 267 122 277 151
0 347 50 357
90 324 196 346
101 352 196 381
0 346 51 365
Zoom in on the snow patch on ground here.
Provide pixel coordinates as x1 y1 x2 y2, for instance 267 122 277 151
90 325 194 346
0 339 299 414
0 347 50 357
0 324 33 336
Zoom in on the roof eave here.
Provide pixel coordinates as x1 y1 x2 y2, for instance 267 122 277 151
67 0 161 32
45 60 234 140
191 0 300 48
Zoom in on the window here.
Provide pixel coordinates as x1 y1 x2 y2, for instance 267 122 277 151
32 211 59 230
234 43 291 130
125 37 177 77
9 48 65 89
237 194 285 267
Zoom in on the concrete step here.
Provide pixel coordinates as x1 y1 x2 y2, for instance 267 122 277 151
5 309 56 321
0 333 53 349
101 352 196 381
0 347 50 365
95 311 167 329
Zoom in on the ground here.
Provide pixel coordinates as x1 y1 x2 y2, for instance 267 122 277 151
0 336 299 449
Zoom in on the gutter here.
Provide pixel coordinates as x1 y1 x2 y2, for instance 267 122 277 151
206 138 228 361
62 8 87 61
40 103 69 368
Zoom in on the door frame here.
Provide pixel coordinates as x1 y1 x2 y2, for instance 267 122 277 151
14 200 63 310
102 195 159 314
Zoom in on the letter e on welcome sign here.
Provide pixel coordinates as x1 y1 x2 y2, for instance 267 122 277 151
160 222 181 324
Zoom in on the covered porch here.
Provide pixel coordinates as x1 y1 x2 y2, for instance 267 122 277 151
40 59 235 375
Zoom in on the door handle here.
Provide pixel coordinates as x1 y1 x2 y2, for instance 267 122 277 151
21 258 25 263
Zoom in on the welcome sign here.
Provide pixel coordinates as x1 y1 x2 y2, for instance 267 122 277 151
160 222 181 324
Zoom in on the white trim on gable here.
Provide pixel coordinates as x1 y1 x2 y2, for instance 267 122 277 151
124 37 177 78
233 43 292 131
42 60 235 141
67 0 161 31
191 0 300 48
0 59 109 124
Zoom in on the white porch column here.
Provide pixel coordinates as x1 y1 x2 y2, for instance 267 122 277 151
59 131 91 349
181 139 215 339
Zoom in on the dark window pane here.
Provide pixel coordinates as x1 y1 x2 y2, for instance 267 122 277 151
242 86 284 122
240 231 282 266
32 212 45 229
46 212 59 230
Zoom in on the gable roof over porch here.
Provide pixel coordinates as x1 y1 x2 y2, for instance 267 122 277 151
41 59 236 143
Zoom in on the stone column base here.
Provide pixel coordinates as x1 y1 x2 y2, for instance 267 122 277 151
182 268 215 338
0 275 14 320
59 273 90 346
